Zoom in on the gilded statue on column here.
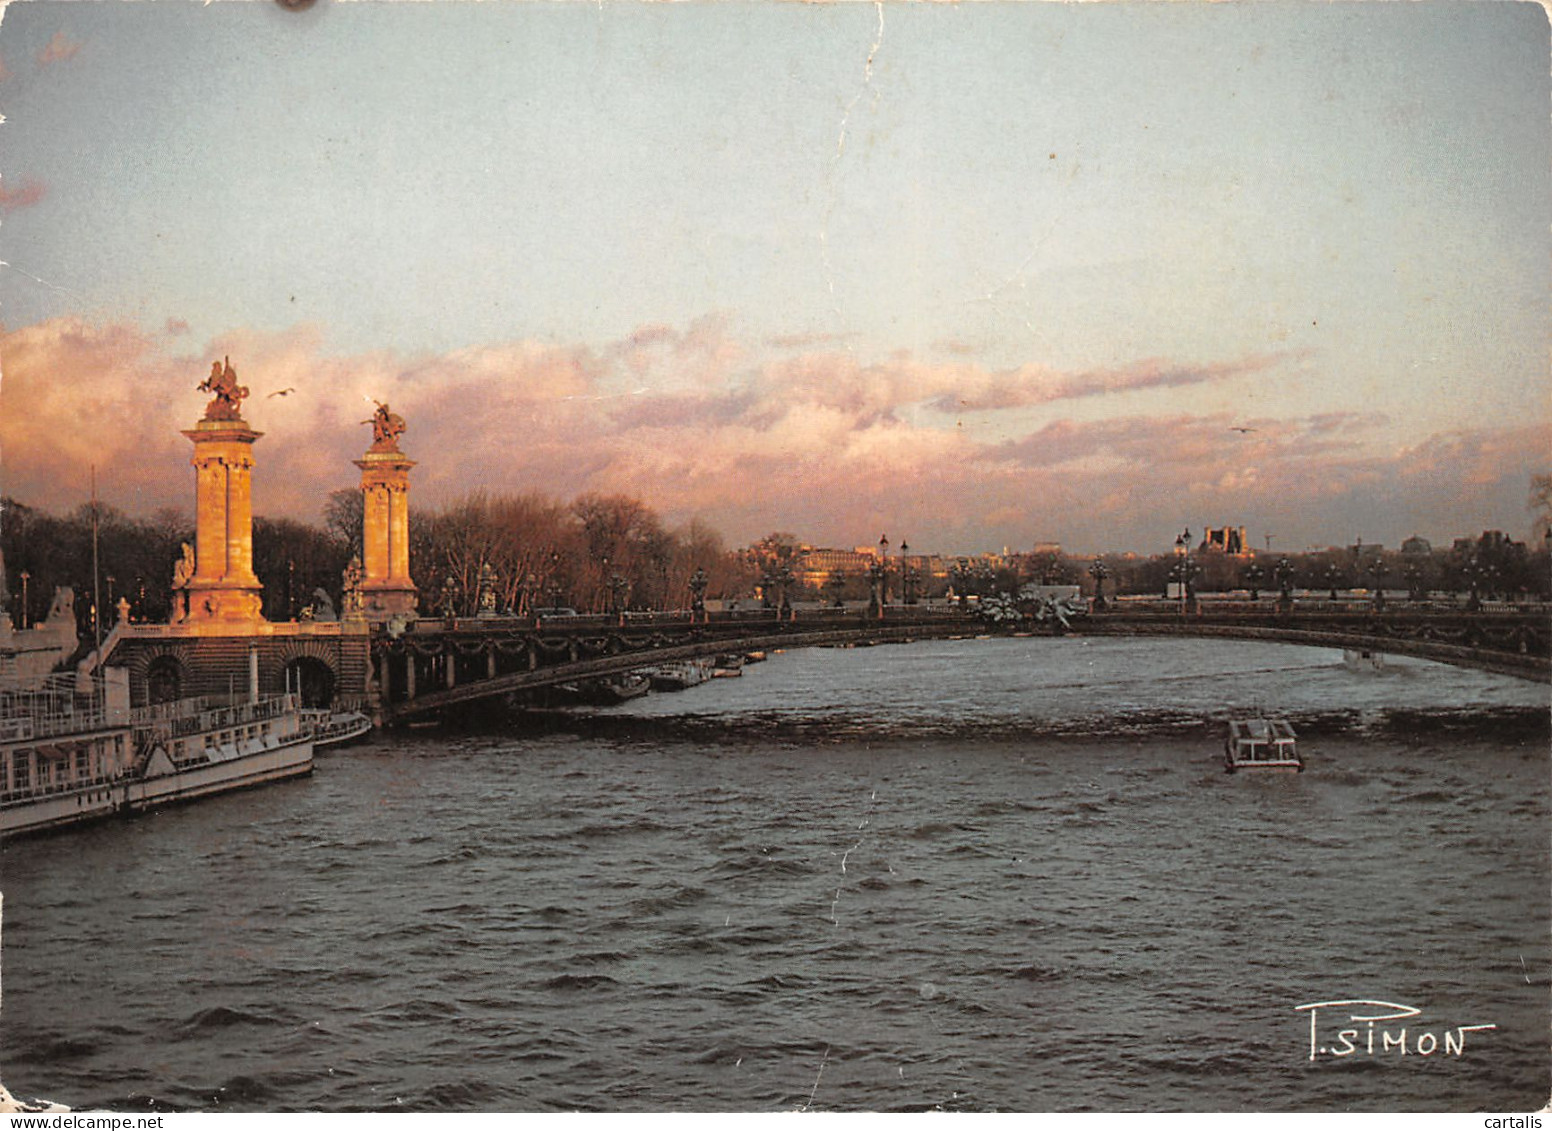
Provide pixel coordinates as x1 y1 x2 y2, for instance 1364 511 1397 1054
198 356 249 421
362 401 407 452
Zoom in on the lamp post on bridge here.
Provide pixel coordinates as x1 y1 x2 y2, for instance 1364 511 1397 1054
689 566 708 622
1323 562 1344 602
878 535 890 610
1274 557 1295 614
1088 559 1111 610
1366 557 1387 611
609 573 630 624
868 548 887 619
1241 562 1266 603
950 558 969 611
1172 529 1195 615
901 540 918 606
18 570 28 630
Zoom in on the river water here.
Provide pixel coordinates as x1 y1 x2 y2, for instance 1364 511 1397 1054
1 637 1547 1112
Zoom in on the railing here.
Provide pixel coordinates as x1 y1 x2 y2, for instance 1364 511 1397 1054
133 693 303 740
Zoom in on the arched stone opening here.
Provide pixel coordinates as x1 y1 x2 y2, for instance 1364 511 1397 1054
283 656 336 708
146 656 185 705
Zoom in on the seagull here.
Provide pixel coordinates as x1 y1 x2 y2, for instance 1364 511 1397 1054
1229 426 1257 433
267 387 296 398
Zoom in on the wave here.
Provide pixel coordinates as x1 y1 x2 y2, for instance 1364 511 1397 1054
470 703 1549 747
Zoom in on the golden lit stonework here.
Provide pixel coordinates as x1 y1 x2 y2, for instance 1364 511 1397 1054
355 402 418 619
175 359 265 625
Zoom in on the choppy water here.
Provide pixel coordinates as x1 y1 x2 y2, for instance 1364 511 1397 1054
1 637 1547 1112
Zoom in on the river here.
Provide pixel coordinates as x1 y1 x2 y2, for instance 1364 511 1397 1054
0 636 1547 1112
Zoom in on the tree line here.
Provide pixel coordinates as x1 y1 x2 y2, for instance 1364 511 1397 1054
0 489 757 633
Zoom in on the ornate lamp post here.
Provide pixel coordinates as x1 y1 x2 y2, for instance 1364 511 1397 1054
1088 559 1111 610
477 562 499 617
1274 557 1295 613
1241 562 1266 602
950 558 970 610
1323 562 1344 602
777 563 796 619
826 572 845 609
547 550 564 610
878 535 890 608
439 574 459 621
1173 529 1191 615
609 573 630 623
868 557 886 618
900 540 916 606
1366 557 1387 611
1460 556 1482 612
18 569 29 629
689 566 708 620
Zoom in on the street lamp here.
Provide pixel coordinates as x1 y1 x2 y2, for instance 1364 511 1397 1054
951 558 970 611
878 535 890 607
689 566 708 620
1242 562 1266 603
1324 562 1344 602
900 539 917 606
1088 559 1111 610
1366 557 1387 610
18 570 28 629
1173 529 1191 615
1274 557 1295 612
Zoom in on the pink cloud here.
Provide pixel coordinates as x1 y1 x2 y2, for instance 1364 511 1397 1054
2 316 1544 554
0 177 46 212
37 31 82 66
925 351 1301 413
164 318 191 337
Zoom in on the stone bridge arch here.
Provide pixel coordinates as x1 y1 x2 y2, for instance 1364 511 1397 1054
275 640 341 708
126 644 195 707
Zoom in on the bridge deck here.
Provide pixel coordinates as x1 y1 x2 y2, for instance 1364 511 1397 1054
375 603 1549 722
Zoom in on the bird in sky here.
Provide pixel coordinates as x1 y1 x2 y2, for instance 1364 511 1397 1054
1229 426 1257 433
267 387 296 398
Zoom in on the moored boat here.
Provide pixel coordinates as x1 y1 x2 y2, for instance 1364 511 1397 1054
2 670 315 839
301 708 374 748
1224 717 1302 773
648 659 713 692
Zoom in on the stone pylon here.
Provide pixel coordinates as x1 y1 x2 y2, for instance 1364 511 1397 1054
356 403 418 619
179 415 265 624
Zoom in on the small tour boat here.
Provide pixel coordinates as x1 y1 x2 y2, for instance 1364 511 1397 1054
1224 718 1303 773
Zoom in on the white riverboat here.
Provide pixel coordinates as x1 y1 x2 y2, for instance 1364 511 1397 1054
1 670 315 839
1224 717 1303 773
301 708 374 748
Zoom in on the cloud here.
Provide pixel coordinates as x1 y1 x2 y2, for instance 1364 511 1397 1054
37 30 82 66
0 177 46 212
765 329 857 350
924 351 1300 413
2 315 1544 555
164 318 191 337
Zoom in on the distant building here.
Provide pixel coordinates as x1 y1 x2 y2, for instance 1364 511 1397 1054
1201 526 1250 556
793 547 877 589
1401 535 1432 556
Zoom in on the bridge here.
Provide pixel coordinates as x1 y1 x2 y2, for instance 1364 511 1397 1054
81 384 1550 721
370 600 1549 724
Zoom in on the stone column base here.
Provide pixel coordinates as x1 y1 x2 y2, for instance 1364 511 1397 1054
182 587 264 624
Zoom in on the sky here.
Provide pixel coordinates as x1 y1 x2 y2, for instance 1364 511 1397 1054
0 0 1547 556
